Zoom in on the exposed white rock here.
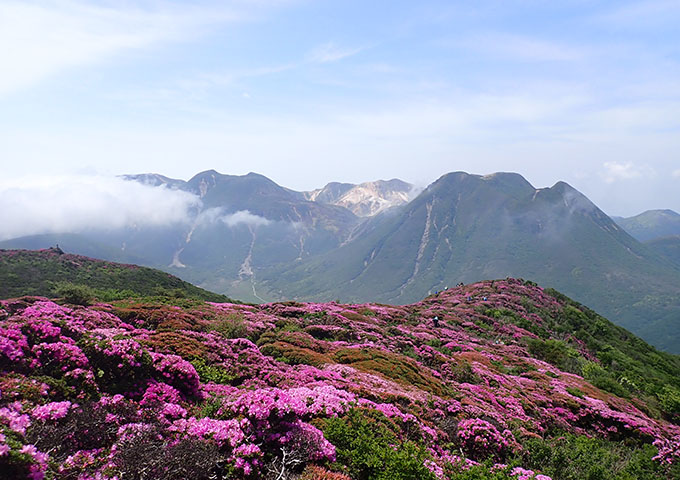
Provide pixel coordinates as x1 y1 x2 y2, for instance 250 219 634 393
306 179 412 217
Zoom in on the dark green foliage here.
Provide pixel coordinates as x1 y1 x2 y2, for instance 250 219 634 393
526 338 581 374
542 289 680 416
486 307 549 338
190 357 236 384
565 386 584 398
521 433 673 480
449 359 482 384
208 313 250 340
444 461 525 479
321 408 437 480
53 282 95 306
658 385 680 422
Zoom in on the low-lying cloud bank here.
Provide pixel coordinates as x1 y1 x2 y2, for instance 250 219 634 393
0 175 201 241
192 208 272 229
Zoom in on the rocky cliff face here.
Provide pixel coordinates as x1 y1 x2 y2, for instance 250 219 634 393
305 178 413 217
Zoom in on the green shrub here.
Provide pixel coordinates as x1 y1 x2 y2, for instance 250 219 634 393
208 314 249 340
566 387 584 398
658 384 680 421
53 282 95 306
527 338 581 373
521 433 668 480
321 408 436 480
190 357 235 384
581 361 629 398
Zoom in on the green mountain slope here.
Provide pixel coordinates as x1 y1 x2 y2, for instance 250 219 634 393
646 235 680 268
263 172 680 353
614 209 680 242
0 248 231 302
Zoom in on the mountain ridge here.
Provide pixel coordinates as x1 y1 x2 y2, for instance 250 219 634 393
261 171 680 352
4 169 680 354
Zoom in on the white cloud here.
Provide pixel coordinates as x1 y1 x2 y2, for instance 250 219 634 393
221 210 271 228
307 42 364 63
0 175 201 240
673 169 680 178
602 161 655 183
0 1 247 97
193 208 272 228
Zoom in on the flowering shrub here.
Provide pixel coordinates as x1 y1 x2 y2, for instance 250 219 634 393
0 402 31 435
0 279 678 479
80 336 151 392
172 416 245 448
0 326 29 364
32 342 89 373
32 401 75 421
139 381 182 407
150 353 200 397
20 317 62 345
653 434 680 466
456 418 520 461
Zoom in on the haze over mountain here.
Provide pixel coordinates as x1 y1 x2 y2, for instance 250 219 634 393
2 169 680 353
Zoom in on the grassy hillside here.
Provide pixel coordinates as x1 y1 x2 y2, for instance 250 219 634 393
0 278 678 479
0 248 232 303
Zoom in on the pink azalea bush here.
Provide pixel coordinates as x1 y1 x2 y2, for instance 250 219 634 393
0 278 677 478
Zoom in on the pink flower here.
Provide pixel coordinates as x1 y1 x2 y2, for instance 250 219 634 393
33 401 75 421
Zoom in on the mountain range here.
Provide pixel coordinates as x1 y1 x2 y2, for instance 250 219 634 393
2 169 680 353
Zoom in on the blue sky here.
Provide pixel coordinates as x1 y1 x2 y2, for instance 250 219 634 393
0 0 679 216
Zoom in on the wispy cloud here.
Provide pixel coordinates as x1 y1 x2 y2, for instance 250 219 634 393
306 42 365 63
138 40 366 101
0 1 250 97
0 175 201 240
602 161 656 183
450 33 586 62
222 210 271 228
673 169 680 178
195 208 271 228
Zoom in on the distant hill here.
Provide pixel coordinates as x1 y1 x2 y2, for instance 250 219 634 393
614 209 680 241
0 248 231 302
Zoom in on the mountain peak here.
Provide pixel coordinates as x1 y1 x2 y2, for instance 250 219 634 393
306 178 413 217
615 208 680 242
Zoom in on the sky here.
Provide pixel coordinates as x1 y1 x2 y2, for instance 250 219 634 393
0 0 679 218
